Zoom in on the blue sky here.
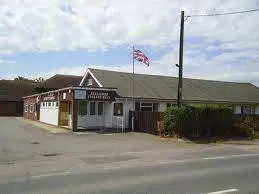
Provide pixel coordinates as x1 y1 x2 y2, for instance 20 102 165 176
0 0 259 86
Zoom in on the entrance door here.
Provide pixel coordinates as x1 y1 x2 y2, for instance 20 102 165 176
59 101 69 126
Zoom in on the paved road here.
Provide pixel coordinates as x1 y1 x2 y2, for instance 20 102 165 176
1 117 259 193
1 154 259 193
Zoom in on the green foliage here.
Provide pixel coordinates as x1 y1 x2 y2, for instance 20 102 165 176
14 76 29 81
164 105 233 138
232 116 257 140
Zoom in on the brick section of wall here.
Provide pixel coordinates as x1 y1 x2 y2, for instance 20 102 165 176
59 90 73 102
23 97 38 120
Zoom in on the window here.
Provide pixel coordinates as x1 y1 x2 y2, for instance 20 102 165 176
78 101 87 116
242 105 252 115
30 103 35 113
114 103 123 116
98 102 103 115
90 102 96 115
56 102 59 107
153 103 158 111
42 102 45 107
87 78 93 86
48 102 51 107
167 103 175 108
135 102 158 112
135 102 140 111
25 103 28 112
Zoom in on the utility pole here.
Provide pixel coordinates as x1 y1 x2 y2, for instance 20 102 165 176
177 10 185 108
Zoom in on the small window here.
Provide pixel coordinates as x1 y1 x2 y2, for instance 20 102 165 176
98 102 103 115
141 103 153 107
135 102 140 111
140 102 153 111
167 103 175 108
42 102 45 107
114 103 123 116
30 103 35 113
242 105 252 115
87 78 93 86
56 102 59 107
153 103 158 111
141 106 153 111
48 102 51 107
25 103 28 112
78 101 87 116
135 102 158 112
90 102 96 115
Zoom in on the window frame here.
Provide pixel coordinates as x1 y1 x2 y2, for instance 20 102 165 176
135 102 158 112
97 102 103 115
87 78 93 86
29 103 35 113
242 105 253 115
90 102 96 115
113 103 123 116
78 101 88 116
25 103 28 112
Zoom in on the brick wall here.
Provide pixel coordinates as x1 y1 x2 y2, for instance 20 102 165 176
23 97 38 120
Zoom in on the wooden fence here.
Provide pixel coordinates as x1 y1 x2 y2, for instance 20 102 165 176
129 111 163 134
129 112 259 136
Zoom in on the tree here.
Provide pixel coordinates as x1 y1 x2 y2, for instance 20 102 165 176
34 77 44 83
14 76 29 81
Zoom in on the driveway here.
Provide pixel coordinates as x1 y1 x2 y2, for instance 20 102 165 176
0 117 196 176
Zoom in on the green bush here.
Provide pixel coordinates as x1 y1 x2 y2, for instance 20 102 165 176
164 105 233 138
232 116 256 140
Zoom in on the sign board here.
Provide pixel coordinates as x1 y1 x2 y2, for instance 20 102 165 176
42 92 56 101
86 90 116 101
75 90 86 100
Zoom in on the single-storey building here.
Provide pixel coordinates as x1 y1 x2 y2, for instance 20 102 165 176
0 80 36 116
23 68 259 131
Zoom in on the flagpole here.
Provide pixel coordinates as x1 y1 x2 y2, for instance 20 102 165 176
132 46 135 131
132 46 135 104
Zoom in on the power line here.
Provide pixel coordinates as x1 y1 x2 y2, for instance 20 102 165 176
187 8 259 17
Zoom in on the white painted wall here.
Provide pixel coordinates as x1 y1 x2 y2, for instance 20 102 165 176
68 114 72 127
77 101 105 128
40 102 59 126
158 103 167 112
104 102 113 128
113 100 133 129
255 105 259 115
233 105 241 114
78 115 104 128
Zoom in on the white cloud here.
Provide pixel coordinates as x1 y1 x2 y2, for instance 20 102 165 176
0 59 16 64
1 0 258 53
0 0 259 85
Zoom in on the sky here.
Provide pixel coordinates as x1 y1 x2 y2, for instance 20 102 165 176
0 0 259 86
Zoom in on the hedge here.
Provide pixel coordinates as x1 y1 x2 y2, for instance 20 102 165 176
163 105 233 138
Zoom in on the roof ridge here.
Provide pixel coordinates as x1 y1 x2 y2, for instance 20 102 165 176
89 68 253 85
52 74 83 77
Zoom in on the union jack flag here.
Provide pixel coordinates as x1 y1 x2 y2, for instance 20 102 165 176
133 48 149 66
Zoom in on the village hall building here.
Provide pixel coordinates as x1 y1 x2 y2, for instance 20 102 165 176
23 68 259 131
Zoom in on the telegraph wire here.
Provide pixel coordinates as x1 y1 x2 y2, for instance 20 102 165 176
186 8 259 18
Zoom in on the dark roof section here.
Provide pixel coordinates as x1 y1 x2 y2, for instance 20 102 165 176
0 80 37 101
89 68 259 103
38 74 82 89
